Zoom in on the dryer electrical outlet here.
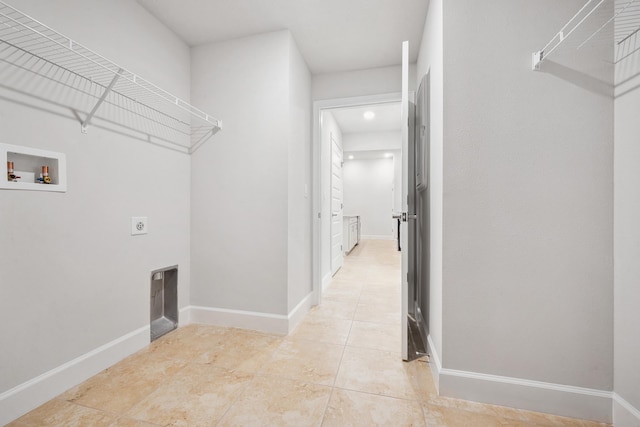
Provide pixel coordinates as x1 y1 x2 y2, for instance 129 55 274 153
131 217 148 235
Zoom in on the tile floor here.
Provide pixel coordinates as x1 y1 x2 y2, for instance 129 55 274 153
8 239 610 427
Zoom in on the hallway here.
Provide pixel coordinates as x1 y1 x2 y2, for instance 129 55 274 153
9 240 609 426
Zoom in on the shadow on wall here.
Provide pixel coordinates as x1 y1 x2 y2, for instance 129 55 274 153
614 31 640 99
539 31 640 100
0 46 210 153
0 87 192 155
538 61 614 98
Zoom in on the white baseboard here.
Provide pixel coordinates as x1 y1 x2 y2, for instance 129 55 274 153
613 393 640 427
179 305 192 325
188 305 288 334
287 293 314 334
0 325 150 426
436 365 612 423
427 334 623 424
426 334 441 391
426 333 612 422
186 295 313 336
322 272 332 292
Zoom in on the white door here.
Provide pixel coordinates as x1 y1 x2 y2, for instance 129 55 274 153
401 40 416 360
330 133 344 275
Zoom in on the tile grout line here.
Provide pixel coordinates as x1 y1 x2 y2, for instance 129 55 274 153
318 246 370 426
330 384 423 403
326 242 426 419
48 398 129 425
319 385 336 426
212 371 260 427
320 253 366 424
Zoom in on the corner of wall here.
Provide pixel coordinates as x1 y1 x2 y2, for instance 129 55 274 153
614 47 640 427
286 30 313 314
287 292 314 334
613 394 640 427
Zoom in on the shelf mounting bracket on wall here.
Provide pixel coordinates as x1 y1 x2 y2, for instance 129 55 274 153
81 68 123 134
532 0 608 70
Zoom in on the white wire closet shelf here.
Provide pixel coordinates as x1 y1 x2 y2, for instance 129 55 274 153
532 0 640 70
0 1 221 153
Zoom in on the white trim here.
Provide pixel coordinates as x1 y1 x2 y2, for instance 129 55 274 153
426 334 441 391
437 366 612 423
322 272 332 292
188 305 289 335
402 332 615 423
0 325 149 426
179 305 192 325
440 368 612 398
185 298 313 336
361 234 395 240
287 293 314 334
613 393 640 426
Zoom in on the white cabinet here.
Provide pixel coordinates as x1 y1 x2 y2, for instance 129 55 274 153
343 215 360 254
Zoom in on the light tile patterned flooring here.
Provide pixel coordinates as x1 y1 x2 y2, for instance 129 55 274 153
9 239 610 426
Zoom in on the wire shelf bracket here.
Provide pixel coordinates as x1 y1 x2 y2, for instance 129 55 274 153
81 68 122 134
0 1 222 152
532 0 640 71
532 0 608 70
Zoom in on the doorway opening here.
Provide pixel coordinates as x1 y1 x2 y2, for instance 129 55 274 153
311 74 430 360
313 96 403 298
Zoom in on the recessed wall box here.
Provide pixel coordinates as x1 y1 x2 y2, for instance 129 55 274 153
0 143 67 192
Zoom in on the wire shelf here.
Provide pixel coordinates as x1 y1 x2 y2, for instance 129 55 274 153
532 0 640 70
0 1 221 153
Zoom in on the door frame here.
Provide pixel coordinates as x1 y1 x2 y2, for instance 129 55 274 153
312 93 402 306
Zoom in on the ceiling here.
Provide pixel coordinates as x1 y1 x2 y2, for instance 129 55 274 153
331 102 401 134
137 0 429 74
331 102 401 160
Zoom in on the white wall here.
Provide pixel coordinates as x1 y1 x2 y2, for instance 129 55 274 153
343 131 401 152
343 158 395 239
416 0 444 369
342 131 402 236
613 31 640 426
311 56 413 297
190 31 289 316
0 0 192 423
439 0 614 421
190 30 312 321
312 64 416 101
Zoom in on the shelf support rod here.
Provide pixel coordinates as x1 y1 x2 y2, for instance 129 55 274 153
81 68 123 133
189 125 221 154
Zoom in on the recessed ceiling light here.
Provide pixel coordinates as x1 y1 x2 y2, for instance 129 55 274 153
363 111 375 120
348 155 354 160
385 153 392 158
